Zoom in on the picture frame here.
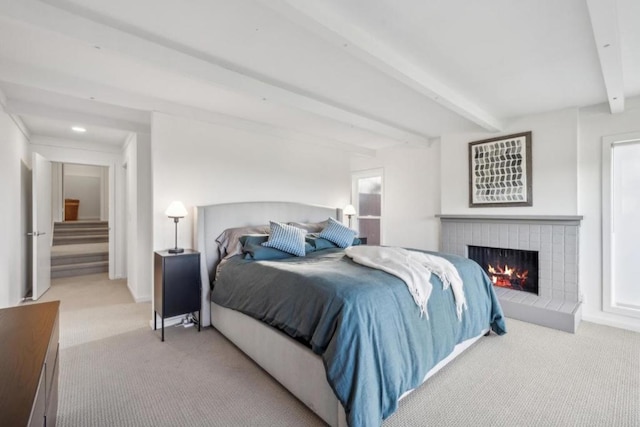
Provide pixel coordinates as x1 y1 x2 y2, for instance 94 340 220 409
468 131 532 207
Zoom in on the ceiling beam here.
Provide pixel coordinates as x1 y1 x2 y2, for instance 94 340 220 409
30 135 124 154
0 60 375 156
5 99 149 133
586 0 625 114
258 0 503 132
0 0 428 146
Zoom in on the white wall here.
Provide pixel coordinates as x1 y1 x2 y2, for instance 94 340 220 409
440 108 579 215
64 165 103 220
578 98 640 332
350 142 441 251
123 134 137 300
151 112 351 253
136 133 153 300
0 106 30 308
435 102 640 332
150 112 351 326
51 163 63 222
122 132 153 302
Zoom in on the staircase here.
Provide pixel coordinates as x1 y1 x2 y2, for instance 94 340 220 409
51 221 109 279
52 221 109 246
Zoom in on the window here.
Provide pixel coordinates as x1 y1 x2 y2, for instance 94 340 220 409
603 134 640 319
352 169 383 245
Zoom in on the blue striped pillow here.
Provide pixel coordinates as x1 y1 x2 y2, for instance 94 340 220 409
262 221 307 257
319 217 357 248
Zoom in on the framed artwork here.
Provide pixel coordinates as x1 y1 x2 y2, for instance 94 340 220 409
468 131 532 207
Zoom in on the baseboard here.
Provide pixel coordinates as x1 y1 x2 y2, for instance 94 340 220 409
133 294 151 303
126 282 136 302
126 284 150 303
582 313 640 333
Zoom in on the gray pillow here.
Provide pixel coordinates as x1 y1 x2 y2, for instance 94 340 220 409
288 220 328 233
216 225 270 259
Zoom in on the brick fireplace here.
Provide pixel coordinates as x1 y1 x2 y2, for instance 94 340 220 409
437 215 583 333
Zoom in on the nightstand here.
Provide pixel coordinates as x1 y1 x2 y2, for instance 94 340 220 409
154 250 201 341
358 237 368 245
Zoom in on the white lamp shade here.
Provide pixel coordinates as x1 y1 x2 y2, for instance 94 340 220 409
165 201 188 218
343 204 356 216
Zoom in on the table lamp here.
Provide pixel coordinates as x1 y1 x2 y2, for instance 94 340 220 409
165 201 188 254
344 204 356 228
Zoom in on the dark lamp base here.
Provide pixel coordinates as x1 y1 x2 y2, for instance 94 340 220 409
168 248 184 254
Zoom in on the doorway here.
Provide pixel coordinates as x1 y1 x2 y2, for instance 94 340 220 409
50 163 110 279
351 169 384 245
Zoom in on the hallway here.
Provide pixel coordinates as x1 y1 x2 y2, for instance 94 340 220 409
36 273 150 349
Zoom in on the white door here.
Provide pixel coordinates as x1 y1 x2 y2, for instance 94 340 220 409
31 152 52 300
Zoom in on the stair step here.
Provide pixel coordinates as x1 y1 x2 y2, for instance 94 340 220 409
51 220 110 275
51 260 108 279
53 234 108 240
54 229 109 236
51 252 108 266
54 220 107 225
51 260 108 271
54 222 108 230
53 235 109 245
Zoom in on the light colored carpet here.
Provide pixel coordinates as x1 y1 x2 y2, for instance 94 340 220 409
43 274 640 426
37 273 150 349
386 320 640 427
59 325 325 426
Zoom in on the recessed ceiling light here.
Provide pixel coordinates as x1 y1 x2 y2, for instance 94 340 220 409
71 126 87 133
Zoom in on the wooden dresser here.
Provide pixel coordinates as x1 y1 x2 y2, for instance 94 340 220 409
0 301 60 426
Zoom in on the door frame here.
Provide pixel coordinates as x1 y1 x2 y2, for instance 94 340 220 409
602 131 640 319
351 168 384 245
29 145 126 280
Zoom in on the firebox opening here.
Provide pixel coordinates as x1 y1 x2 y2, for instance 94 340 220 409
468 245 539 295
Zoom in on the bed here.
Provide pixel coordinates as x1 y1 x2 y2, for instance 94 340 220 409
195 201 505 427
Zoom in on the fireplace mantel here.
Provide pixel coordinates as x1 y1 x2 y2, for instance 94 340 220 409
438 214 582 333
436 214 583 225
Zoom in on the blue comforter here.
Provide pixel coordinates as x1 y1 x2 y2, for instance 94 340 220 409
212 248 506 426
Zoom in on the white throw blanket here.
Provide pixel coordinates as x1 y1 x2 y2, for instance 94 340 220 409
344 246 467 320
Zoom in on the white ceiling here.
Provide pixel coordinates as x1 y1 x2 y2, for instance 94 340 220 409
0 0 637 151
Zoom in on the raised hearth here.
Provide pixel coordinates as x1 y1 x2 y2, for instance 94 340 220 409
437 215 583 333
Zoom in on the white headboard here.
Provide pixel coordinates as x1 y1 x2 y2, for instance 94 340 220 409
195 201 341 326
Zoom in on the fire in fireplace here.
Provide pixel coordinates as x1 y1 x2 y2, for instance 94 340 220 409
468 245 539 295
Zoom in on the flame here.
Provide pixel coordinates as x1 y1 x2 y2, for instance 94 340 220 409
503 264 513 276
487 262 529 289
